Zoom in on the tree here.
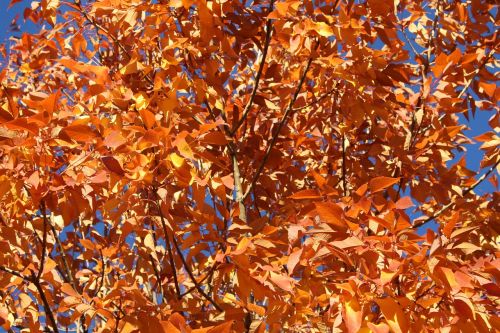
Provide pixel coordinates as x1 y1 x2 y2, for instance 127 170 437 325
0 0 498 332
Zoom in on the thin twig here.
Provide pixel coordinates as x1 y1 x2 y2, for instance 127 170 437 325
170 232 224 312
341 134 347 196
412 158 500 229
231 0 274 135
149 254 164 302
94 250 106 299
37 201 49 280
49 222 75 287
291 85 337 112
154 192 181 299
74 0 154 85
243 45 318 199
0 265 29 280
179 262 219 297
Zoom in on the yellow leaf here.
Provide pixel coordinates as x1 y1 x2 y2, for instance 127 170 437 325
314 21 334 37
380 270 397 285
120 59 146 75
233 237 251 255
144 233 155 252
169 153 184 168
133 92 150 111
175 137 194 159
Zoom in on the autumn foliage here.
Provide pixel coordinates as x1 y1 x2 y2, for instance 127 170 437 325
0 0 499 332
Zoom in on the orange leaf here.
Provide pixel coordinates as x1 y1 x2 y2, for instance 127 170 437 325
315 202 348 230
207 321 234 333
60 283 80 298
367 322 390 333
330 236 364 249
369 177 399 194
60 124 96 142
139 109 157 129
375 298 408 333
289 189 322 199
104 131 127 149
269 272 294 292
233 237 251 255
201 131 227 145
175 137 194 159
192 321 234 333
287 248 302 274
395 196 413 210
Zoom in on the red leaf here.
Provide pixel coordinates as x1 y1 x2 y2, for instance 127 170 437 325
101 156 125 176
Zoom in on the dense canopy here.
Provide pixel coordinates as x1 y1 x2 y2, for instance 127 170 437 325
0 0 499 332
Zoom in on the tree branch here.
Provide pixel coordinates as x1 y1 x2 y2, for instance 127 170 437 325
412 158 500 229
243 46 317 199
179 262 219 298
154 192 181 299
0 265 29 281
32 274 59 333
37 201 49 281
231 0 274 136
170 232 224 312
74 0 154 85
49 222 76 288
